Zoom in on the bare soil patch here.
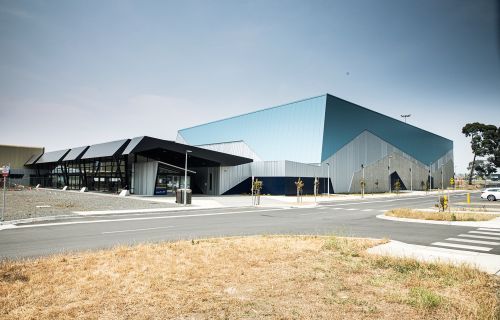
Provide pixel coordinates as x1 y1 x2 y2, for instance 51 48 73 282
0 236 498 319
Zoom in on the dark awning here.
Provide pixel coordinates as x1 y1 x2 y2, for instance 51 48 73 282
62 146 89 161
35 149 71 164
81 139 130 160
124 136 252 167
24 152 44 165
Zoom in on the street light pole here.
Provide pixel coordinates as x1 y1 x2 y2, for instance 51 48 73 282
429 162 432 191
401 114 411 123
410 166 413 191
184 150 192 206
388 156 392 193
361 164 365 198
327 163 330 197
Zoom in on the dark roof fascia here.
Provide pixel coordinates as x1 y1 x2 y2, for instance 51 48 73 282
128 136 253 166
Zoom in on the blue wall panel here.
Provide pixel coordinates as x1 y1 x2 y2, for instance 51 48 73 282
179 95 327 163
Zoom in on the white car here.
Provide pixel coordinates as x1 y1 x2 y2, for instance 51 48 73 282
481 188 500 201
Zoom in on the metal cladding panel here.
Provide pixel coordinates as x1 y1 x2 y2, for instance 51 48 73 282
178 95 327 163
322 95 453 164
62 146 89 161
122 136 144 155
325 130 427 193
35 149 71 164
81 139 130 159
196 141 262 161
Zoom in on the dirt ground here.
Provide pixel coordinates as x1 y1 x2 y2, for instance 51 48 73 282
0 188 177 221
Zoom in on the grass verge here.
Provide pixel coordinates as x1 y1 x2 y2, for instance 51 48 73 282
1 236 498 319
386 208 500 221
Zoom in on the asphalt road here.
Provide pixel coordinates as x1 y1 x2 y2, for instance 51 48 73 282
1 192 498 259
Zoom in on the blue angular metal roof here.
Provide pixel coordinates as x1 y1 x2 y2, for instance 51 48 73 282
321 95 453 164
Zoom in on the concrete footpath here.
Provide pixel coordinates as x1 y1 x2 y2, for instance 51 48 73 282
367 240 500 275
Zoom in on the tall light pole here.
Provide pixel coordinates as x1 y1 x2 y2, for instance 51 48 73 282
410 166 413 191
429 162 432 191
327 163 330 197
184 150 192 205
361 164 365 198
441 165 444 193
388 155 392 193
401 114 411 123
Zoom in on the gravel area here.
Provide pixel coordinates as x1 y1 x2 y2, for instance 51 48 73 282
0 189 178 221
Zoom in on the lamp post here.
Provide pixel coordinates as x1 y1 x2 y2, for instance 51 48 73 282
184 150 192 205
361 164 365 198
388 155 392 193
441 165 444 193
429 162 432 192
401 114 411 123
327 163 330 197
410 166 413 191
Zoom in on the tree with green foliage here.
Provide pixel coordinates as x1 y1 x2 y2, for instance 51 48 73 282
462 123 498 185
467 160 496 184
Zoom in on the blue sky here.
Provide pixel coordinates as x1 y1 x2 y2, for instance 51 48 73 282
0 0 499 173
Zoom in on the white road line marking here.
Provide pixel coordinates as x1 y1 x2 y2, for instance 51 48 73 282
431 242 492 252
458 234 500 241
469 231 500 236
103 226 174 234
378 210 386 212
346 208 356 211
12 208 287 229
361 209 373 212
445 238 500 246
477 228 500 232
332 208 342 210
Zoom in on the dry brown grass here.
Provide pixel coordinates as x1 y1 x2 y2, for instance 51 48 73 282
386 208 500 221
0 236 498 319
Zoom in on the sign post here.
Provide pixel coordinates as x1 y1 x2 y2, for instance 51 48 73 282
1 165 9 222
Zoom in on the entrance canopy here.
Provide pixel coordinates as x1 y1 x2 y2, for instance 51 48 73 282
123 136 252 167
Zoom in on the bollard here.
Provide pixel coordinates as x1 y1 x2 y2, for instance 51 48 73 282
467 193 470 204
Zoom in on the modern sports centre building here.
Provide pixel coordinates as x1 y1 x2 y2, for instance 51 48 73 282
11 94 454 195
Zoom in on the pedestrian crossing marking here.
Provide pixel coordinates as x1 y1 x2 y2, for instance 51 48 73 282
446 237 500 246
469 231 500 236
431 242 492 252
458 234 500 241
477 228 500 232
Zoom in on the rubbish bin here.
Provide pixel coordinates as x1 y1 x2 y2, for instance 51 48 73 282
176 189 192 204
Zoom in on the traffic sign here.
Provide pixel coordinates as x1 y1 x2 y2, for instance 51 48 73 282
449 177 454 185
1 166 9 177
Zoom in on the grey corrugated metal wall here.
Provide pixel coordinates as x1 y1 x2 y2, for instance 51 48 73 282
134 161 158 195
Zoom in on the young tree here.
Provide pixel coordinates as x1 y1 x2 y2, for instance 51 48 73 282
252 179 263 205
420 180 425 191
295 177 304 203
374 180 379 193
394 179 401 195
